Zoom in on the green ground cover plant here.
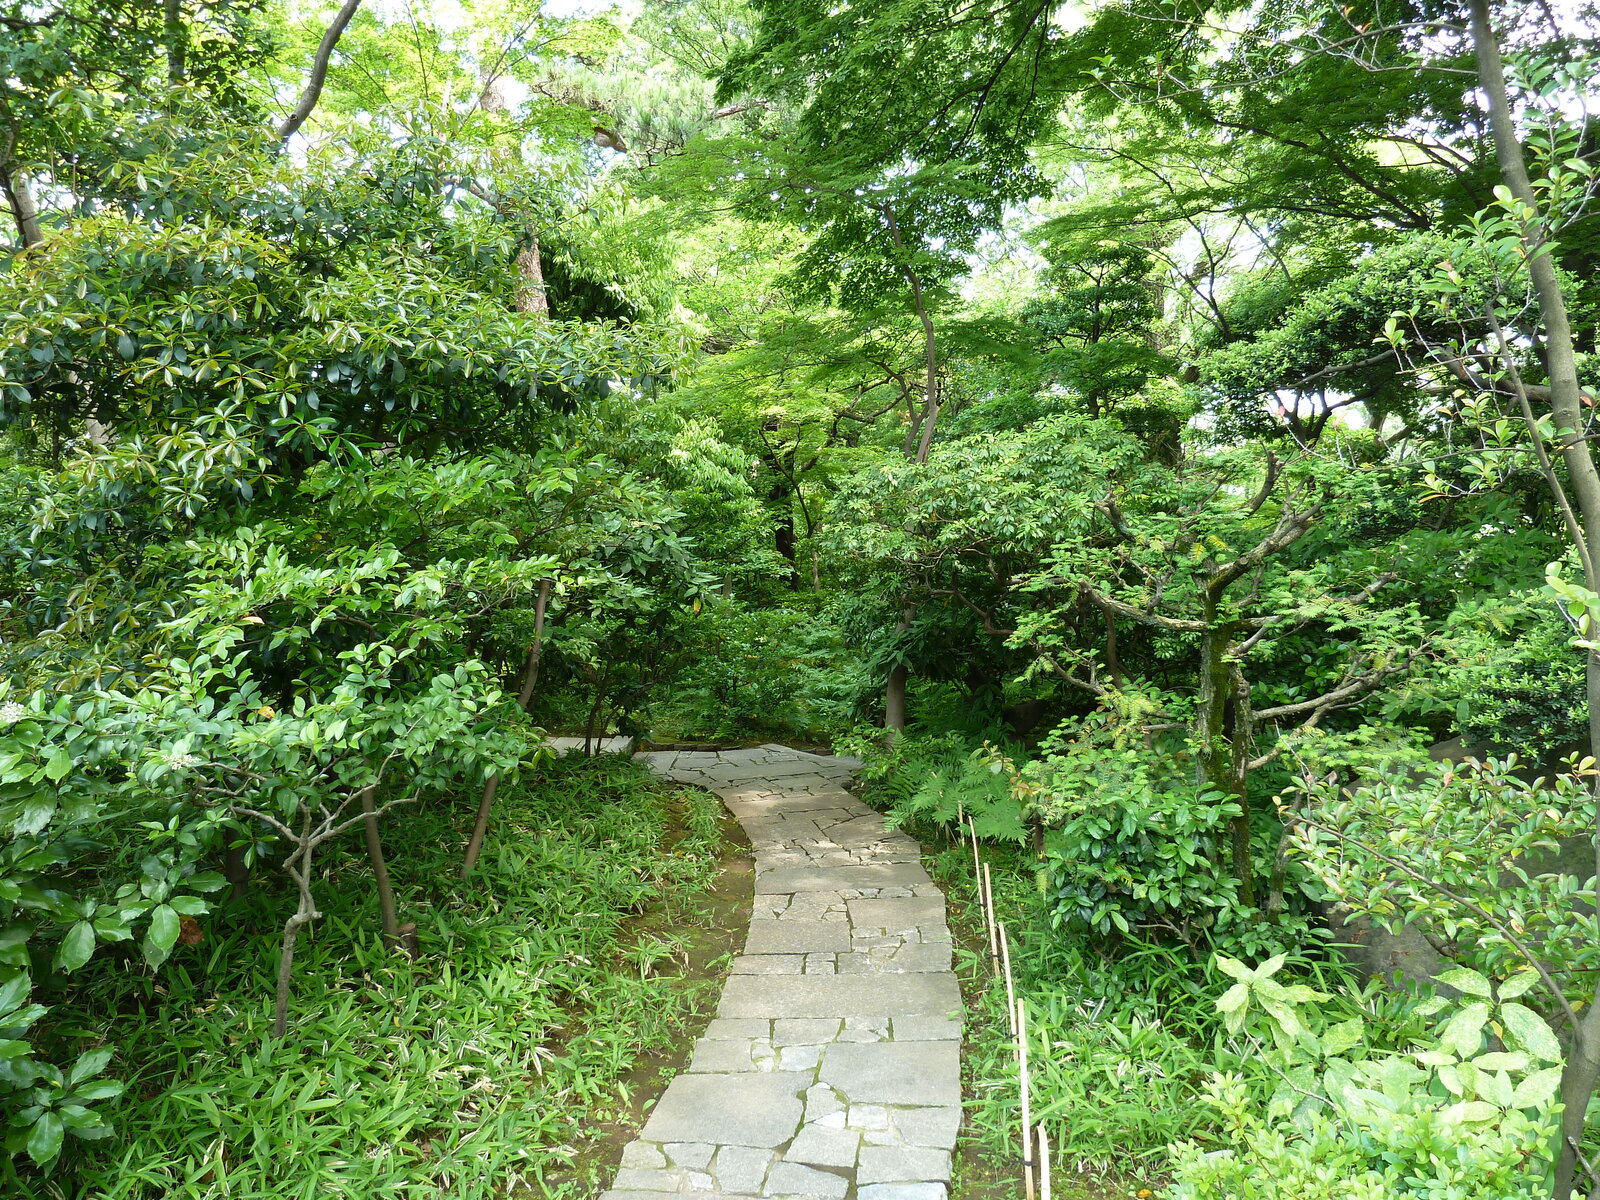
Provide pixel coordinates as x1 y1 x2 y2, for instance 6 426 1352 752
14 757 724 1200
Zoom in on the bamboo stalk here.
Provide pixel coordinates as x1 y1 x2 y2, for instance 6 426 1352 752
999 920 1018 1037
982 861 999 971
1037 1122 1051 1200
1018 996 1035 1200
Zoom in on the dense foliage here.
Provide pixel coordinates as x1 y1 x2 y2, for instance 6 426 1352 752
1 0 1597 1195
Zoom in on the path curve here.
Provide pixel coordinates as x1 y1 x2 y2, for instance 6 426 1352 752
600 745 962 1200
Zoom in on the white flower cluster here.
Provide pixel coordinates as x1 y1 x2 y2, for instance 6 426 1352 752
0 701 26 726
165 751 203 770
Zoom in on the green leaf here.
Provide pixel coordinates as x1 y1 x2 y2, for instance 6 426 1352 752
1498 971 1541 1001
1480 1068 1515 1107
141 905 180 968
0 972 31 1018
1216 983 1249 1014
1436 967 1493 998
1442 1099 1499 1124
13 796 55 836
1511 1067 1563 1110
53 922 96 973
43 748 72 783
1500 1003 1562 1063
1215 955 1251 982
68 1048 112 1086
1321 1017 1365 1057
1441 1001 1490 1059
26 1111 63 1166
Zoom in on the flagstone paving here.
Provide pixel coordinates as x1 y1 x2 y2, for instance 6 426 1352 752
600 745 963 1200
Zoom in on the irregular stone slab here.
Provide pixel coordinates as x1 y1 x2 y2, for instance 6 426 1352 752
787 1124 861 1168
857 1145 952 1184
773 1018 843 1046
891 1015 963 1041
837 943 952 974
765 1161 849 1198
819 1042 962 1106
641 1072 804 1147
719 973 961 1021
746 921 854 955
848 897 946 931
757 862 931 894
730 954 806 975
891 1106 963 1147
715 1144 776 1193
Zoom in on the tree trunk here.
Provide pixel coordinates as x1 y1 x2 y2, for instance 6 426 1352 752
1195 614 1256 907
224 838 251 903
163 0 186 83
1225 661 1256 909
273 908 314 1038
358 785 403 951
462 580 550 878
515 239 549 317
885 606 913 735
885 664 908 734
5 170 42 248
273 810 318 1038
1468 5 1600 1191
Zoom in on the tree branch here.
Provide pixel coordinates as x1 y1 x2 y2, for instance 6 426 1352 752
277 0 365 143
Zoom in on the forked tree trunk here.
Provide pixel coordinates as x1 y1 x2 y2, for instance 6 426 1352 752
273 810 318 1038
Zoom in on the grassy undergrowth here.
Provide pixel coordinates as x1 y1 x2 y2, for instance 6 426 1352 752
21 756 725 1200
932 840 1212 1199
927 837 1435 1199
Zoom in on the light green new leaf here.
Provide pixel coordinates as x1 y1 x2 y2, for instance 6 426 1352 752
1436 966 1493 998
1215 955 1252 982
1497 971 1541 1000
1511 1067 1564 1110
1321 1017 1365 1057
1441 1001 1490 1059
1442 1099 1499 1124
1216 982 1250 1014
1500 1003 1562 1063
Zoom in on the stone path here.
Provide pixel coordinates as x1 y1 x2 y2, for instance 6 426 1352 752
600 745 962 1200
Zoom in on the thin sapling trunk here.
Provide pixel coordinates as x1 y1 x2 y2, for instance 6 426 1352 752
358 785 403 951
462 580 550 877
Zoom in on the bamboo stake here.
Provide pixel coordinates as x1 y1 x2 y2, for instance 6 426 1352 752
999 919 1018 1037
981 861 999 972
1018 996 1035 1200
968 815 981 894
1037 1122 1051 1200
